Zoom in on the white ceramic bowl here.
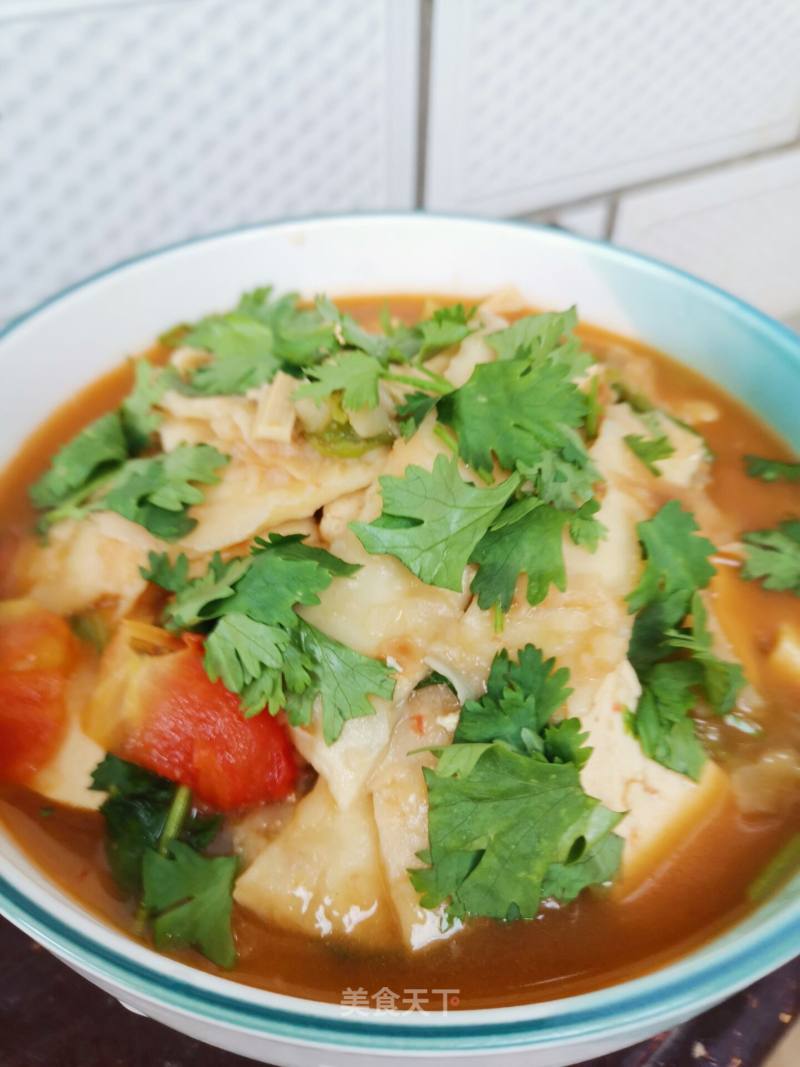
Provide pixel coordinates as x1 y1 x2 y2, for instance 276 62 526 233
1 215 799 1067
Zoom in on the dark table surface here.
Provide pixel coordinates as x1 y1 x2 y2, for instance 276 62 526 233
1 917 797 1067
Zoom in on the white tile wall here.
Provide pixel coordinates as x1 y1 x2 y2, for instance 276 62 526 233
425 0 800 216
549 200 611 240
0 0 419 322
2 0 800 325
614 149 800 320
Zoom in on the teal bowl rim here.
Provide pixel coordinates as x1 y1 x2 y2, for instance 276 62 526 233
0 211 799 1053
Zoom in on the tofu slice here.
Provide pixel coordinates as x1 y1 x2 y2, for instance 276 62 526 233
235 779 398 949
580 660 729 889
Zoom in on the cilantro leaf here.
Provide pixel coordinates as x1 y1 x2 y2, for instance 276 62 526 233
416 304 475 358
142 842 237 968
439 357 588 478
487 307 592 378
627 660 707 780
242 289 337 366
396 391 439 438
120 361 169 452
454 645 572 750
226 534 360 628
742 520 800 595
628 590 690 674
411 645 622 922
667 593 745 714
623 433 676 476
626 501 716 615
412 744 621 921
100 444 229 541
187 350 281 396
146 532 391 742
294 351 381 411
352 455 519 591
744 455 800 483
142 552 248 631
29 412 128 510
90 755 222 896
568 497 607 550
286 620 397 743
204 613 289 702
518 435 599 510
541 830 624 903
469 496 570 612
542 717 592 769
185 311 275 362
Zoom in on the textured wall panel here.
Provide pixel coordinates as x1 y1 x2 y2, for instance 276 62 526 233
425 0 800 215
613 149 800 320
0 0 419 321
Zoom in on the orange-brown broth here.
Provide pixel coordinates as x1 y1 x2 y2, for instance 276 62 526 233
0 296 798 1009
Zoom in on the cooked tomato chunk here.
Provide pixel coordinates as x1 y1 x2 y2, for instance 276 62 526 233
0 602 73 784
121 639 297 811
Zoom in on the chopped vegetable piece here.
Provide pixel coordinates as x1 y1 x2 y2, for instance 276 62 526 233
285 621 398 744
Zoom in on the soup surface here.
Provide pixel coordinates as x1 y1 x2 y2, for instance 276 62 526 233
0 292 798 1010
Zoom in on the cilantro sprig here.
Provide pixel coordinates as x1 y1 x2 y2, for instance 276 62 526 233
91 755 235 968
35 443 228 541
352 456 520 591
29 355 225 540
741 520 800 595
624 502 745 779
142 534 395 743
411 645 624 922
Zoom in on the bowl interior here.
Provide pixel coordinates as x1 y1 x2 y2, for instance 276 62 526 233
1 214 799 1053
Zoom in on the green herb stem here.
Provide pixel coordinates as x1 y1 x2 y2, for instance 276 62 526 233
159 785 192 855
433 423 458 453
381 372 453 395
135 784 192 931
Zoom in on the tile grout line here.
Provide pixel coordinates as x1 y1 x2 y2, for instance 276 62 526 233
414 0 433 209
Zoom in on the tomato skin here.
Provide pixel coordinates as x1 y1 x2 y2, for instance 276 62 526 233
0 603 73 785
121 642 297 811
0 670 67 784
